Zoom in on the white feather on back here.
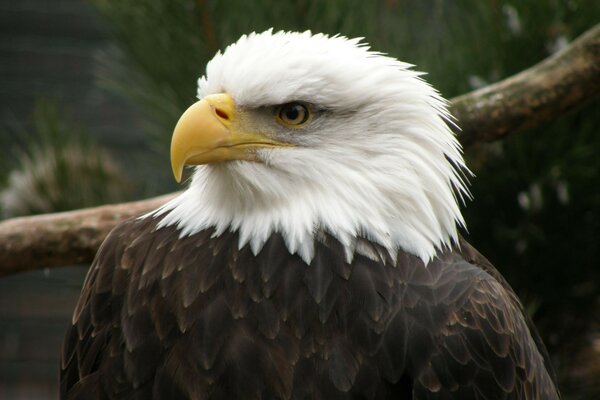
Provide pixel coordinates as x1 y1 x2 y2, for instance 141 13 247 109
152 30 470 265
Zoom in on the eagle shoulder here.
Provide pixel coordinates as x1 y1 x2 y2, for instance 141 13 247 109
403 240 561 399
61 216 182 399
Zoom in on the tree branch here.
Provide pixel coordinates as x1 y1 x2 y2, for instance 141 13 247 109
0 194 177 277
0 24 598 277
451 23 600 147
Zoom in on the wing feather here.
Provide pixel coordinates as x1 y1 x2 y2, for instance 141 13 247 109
61 215 559 400
409 245 560 399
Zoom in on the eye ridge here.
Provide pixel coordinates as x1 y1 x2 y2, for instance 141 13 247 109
277 102 311 126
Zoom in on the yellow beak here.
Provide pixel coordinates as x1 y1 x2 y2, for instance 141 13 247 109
170 93 290 182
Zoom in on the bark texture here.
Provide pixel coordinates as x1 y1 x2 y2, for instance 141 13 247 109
451 23 600 147
0 194 177 276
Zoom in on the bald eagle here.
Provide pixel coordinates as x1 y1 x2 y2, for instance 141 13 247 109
61 31 560 399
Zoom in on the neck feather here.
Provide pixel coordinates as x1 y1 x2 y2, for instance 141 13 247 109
151 144 468 265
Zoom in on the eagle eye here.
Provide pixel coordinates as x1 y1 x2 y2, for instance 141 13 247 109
277 102 310 127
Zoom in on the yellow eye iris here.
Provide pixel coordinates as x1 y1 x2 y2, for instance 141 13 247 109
277 103 311 126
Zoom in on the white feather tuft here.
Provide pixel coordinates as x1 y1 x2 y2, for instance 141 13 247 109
151 30 471 265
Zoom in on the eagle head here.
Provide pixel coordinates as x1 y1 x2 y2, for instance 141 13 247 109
156 30 470 264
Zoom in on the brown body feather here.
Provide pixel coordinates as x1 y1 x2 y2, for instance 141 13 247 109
60 215 560 399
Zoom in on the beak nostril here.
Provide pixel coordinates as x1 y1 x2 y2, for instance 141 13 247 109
214 107 230 121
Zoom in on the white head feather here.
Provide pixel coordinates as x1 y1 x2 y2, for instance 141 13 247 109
153 30 470 265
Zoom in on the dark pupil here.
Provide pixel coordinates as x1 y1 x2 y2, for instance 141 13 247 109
285 105 300 121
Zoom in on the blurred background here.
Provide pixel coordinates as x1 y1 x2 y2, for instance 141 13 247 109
0 0 598 398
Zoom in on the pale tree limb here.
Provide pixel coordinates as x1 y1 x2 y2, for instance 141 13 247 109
452 23 600 147
0 194 177 277
0 24 599 277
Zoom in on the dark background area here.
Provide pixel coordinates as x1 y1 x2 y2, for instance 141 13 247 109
0 0 150 178
0 1 140 397
0 1 598 399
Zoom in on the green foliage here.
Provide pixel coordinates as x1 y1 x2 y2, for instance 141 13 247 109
0 100 132 218
92 1 599 397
